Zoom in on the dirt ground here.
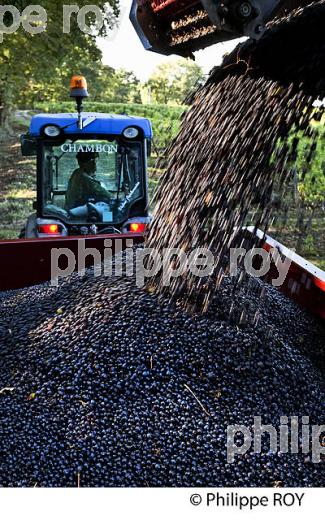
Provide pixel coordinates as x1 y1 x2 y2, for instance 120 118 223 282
0 125 36 240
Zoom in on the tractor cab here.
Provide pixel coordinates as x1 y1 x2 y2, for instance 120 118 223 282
20 76 152 238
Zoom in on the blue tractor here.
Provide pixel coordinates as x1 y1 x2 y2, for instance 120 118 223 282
20 76 152 238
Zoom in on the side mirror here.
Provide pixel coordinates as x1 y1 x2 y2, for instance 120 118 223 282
20 134 37 156
147 140 152 157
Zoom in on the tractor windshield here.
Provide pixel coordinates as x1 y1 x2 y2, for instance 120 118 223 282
41 138 144 224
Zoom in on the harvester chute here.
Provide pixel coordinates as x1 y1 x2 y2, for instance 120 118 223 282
130 0 307 58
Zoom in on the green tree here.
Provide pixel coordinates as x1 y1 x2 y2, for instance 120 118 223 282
147 59 204 105
285 123 325 206
0 1 120 128
110 69 142 104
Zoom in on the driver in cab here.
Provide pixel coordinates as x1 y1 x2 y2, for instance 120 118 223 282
65 151 112 210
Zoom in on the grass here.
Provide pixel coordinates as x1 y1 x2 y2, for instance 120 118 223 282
0 123 36 239
0 199 34 239
271 216 325 270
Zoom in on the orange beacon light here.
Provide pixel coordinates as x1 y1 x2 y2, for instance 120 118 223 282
70 75 89 99
70 75 89 129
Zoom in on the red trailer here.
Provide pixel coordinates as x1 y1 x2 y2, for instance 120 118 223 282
0 229 324 319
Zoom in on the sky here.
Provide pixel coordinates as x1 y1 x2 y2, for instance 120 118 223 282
98 0 243 82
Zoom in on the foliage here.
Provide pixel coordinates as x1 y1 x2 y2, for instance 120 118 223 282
303 234 317 255
272 118 325 208
285 124 325 206
0 4 203 127
17 66 142 107
0 1 120 127
109 69 142 104
146 59 205 105
296 128 325 205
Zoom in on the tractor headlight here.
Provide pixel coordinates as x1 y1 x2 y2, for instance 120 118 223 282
123 127 139 139
43 125 61 138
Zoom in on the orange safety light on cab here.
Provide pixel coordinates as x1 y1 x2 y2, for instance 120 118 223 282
70 75 89 98
38 224 61 235
129 223 146 233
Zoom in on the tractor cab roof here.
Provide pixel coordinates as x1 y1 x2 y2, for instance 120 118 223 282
29 112 153 139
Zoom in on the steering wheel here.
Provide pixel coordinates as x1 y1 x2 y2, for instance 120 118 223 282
87 202 102 222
